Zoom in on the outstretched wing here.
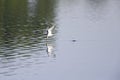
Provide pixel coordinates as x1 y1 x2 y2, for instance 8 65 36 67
48 25 55 32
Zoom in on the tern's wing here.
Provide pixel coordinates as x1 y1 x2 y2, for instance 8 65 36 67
49 25 55 31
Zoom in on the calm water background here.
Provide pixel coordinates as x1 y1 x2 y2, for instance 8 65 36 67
0 0 120 80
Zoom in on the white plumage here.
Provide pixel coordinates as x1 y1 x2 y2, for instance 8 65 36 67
47 25 55 38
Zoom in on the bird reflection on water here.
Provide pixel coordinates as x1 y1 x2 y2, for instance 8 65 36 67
46 43 56 58
46 24 56 58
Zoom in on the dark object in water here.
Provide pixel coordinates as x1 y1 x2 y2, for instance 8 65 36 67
72 40 76 42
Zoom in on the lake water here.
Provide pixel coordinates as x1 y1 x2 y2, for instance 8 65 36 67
0 0 120 80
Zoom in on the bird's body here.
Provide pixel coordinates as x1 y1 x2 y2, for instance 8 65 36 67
47 25 55 38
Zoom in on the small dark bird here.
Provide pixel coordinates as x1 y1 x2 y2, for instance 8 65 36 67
72 40 76 42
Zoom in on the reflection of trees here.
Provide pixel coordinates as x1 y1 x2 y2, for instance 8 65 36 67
0 0 57 76
0 0 56 64
0 0 3 23
0 0 56 47
37 0 56 23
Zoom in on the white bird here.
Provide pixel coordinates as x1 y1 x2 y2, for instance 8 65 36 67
47 25 55 38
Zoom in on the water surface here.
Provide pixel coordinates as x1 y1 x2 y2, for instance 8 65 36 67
0 0 120 80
